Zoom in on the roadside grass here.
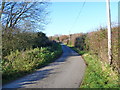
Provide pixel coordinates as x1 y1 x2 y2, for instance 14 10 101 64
69 47 87 55
81 53 119 88
2 43 62 84
69 46 119 88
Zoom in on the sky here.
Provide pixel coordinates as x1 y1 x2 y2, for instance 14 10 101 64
43 1 118 36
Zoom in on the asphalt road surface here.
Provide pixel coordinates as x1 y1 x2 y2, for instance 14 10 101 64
3 44 86 88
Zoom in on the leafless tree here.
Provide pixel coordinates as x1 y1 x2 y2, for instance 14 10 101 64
1 1 49 32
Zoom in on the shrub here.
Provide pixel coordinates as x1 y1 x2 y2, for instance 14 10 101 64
2 29 51 57
72 26 119 71
2 42 62 84
85 27 119 71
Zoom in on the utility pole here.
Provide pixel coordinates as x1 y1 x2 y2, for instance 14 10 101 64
69 30 71 46
106 0 112 65
69 30 72 46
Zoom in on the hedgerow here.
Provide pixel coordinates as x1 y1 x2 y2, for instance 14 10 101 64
67 26 119 88
71 26 119 71
2 42 62 84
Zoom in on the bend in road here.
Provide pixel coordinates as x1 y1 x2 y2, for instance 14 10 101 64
3 44 86 88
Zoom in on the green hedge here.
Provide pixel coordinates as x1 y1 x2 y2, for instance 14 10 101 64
2 43 62 84
2 31 51 57
68 26 119 88
72 26 119 71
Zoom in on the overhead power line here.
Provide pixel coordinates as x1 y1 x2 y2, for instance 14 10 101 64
68 0 86 33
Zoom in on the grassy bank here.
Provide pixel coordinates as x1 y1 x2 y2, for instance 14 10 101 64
81 53 119 88
2 43 62 84
70 47 119 88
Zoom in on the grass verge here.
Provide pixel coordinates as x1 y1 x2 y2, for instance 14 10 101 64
81 53 119 88
69 46 119 88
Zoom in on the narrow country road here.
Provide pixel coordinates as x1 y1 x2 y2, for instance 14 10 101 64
3 44 86 88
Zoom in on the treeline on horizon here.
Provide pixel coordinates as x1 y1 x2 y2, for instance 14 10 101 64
50 26 119 72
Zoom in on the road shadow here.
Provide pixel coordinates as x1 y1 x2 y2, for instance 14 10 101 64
3 68 58 88
3 45 80 88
